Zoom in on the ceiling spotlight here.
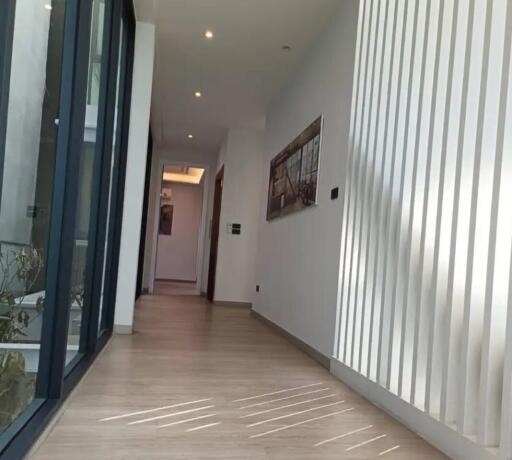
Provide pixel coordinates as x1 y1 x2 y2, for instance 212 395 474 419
205 30 213 39
194 91 202 98
44 4 52 10
281 45 292 52
187 134 194 139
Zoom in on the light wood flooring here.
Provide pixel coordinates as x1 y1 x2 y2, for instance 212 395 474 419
28 294 448 460
154 280 198 296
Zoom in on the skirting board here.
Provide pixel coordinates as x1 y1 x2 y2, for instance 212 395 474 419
214 300 252 308
113 324 133 335
330 359 496 460
155 278 196 283
251 310 330 369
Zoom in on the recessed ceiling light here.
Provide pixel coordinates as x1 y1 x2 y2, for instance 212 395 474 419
44 4 52 10
205 30 213 39
187 134 194 139
194 91 202 98
281 45 292 52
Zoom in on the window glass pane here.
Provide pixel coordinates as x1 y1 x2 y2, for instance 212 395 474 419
0 0 65 434
87 0 104 106
67 0 106 365
98 20 123 336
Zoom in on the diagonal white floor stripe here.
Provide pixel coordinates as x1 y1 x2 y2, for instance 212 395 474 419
345 434 387 451
232 383 323 402
239 388 330 409
157 413 216 428
250 408 355 438
186 422 221 432
379 445 400 456
242 394 337 418
100 398 213 422
314 424 374 447
247 400 345 427
128 405 215 425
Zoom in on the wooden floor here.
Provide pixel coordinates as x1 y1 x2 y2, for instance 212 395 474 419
28 294 448 460
154 280 198 296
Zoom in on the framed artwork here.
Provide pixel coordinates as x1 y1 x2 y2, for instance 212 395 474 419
159 204 174 235
266 116 322 220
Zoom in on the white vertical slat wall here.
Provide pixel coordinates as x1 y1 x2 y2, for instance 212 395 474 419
335 0 512 455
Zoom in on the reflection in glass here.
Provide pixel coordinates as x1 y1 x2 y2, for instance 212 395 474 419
98 20 124 335
0 0 65 434
66 0 106 364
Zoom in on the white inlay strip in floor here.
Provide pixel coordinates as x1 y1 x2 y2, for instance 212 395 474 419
232 383 323 402
100 398 213 422
186 422 221 432
128 405 215 425
345 434 387 452
242 394 337 418
157 413 216 429
378 445 401 456
314 424 374 447
239 388 330 409
250 408 355 439
247 400 345 427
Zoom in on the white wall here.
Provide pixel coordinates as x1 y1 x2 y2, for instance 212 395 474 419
155 182 203 281
0 0 51 245
252 1 359 357
143 148 217 294
214 128 264 303
114 21 155 333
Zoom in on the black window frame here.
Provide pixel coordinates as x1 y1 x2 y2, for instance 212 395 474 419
0 0 16 200
0 1 136 459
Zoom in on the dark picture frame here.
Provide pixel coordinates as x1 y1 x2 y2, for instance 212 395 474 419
159 204 174 235
266 116 323 220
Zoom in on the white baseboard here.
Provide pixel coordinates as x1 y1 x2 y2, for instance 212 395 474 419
330 358 496 460
113 324 133 335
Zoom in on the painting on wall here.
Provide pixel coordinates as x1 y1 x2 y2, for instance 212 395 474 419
266 116 322 220
159 204 174 235
159 187 173 235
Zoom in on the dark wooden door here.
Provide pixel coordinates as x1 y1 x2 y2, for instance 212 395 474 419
207 167 223 302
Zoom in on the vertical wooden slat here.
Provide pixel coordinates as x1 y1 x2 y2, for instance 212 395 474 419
397 0 436 402
439 0 475 425
335 0 367 361
424 0 458 416
409 0 443 408
356 0 388 374
500 231 512 458
478 0 512 446
342 0 373 364
386 0 422 395
360 0 396 378
498 7 512 455
376 0 411 386
458 0 492 436
345 2 376 366
348 0 379 369
367 0 401 382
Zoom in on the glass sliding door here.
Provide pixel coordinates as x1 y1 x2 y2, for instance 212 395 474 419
0 0 65 434
66 0 107 367
0 0 135 458
99 2 133 334
98 19 123 337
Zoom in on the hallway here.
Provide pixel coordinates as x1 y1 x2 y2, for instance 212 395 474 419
28 295 446 460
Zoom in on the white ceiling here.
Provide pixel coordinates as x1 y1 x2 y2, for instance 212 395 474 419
134 0 341 154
